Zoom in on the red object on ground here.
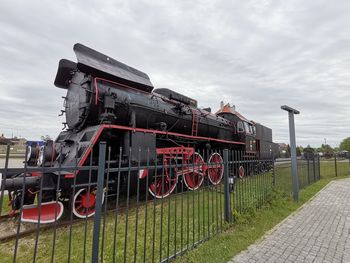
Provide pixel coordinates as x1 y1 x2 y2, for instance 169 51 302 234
21 201 64 224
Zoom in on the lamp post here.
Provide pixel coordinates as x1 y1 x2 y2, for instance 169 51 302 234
281 105 300 202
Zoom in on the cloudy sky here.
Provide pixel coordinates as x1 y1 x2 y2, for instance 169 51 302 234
0 0 349 147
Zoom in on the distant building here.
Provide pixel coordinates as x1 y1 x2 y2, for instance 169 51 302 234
0 134 27 146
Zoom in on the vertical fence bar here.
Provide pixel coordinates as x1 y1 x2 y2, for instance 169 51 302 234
312 157 316 183
192 152 196 246
91 142 107 263
13 146 28 263
334 155 338 177
202 151 206 241
0 144 10 216
230 150 235 221
112 147 122 263
68 144 79 263
33 151 46 263
307 159 310 185
101 147 111 262
51 147 63 263
272 153 275 187
223 149 231 222
318 155 321 180
124 148 132 263
143 148 150 263
133 148 141 263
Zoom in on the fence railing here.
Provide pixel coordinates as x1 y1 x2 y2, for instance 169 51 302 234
0 143 326 263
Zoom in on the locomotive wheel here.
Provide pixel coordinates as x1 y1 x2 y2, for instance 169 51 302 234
183 152 205 190
149 158 177 199
72 187 104 219
207 153 224 185
238 165 245 178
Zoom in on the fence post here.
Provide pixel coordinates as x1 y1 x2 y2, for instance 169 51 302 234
92 142 107 263
313 158 316 182
272 153 275 186
334 154 338 177
307 159 310 185
223 149 231 222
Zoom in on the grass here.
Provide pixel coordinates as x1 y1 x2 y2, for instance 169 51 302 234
0 185 226 263
1 194 10 215
0 161 349 263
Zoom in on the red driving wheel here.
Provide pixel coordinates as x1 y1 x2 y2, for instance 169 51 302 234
207 153 224 185
72 187 104 219
183 152 205 190
149 158 178 198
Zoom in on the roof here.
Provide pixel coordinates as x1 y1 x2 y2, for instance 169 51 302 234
216 103 251 123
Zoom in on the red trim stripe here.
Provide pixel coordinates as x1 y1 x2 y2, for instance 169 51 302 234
78 124 245 166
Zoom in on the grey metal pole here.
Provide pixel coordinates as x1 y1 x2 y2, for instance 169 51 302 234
288 111 299 202
281 105 300 202
92 142 106 263
223 149 231 222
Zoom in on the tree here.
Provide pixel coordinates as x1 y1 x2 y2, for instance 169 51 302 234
286 144 291 158
319 144 333 153
303 145 315 154
296 146 302 157
340 137 350 152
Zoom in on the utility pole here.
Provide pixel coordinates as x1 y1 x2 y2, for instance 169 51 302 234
281 105 300 202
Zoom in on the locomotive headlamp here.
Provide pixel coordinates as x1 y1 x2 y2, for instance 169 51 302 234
36 141 55 166
26 145 40 165
37 146 45 166
26 145 32 163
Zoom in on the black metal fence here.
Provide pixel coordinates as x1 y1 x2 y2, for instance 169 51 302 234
320 155 350 178
274 158 321 195
0 143 322 263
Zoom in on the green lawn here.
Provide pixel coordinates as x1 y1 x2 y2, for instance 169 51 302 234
1 194 10 215
0 186 226 263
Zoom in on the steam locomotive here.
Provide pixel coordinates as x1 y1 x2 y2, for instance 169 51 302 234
1 44 277 223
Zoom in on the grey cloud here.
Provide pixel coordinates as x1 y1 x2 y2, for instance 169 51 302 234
0 0 349 147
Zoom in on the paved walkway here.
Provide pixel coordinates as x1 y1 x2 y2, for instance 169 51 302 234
229 179 350 263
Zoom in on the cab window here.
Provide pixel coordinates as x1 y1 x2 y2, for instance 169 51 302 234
237 121 244 133
244 122 250 134
252 125 256 135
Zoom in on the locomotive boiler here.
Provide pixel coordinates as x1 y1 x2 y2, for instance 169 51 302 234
1 44 277 223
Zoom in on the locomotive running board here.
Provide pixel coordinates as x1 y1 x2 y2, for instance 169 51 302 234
21 201 64 224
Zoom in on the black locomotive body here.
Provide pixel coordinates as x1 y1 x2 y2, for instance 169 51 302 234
2 44 277 222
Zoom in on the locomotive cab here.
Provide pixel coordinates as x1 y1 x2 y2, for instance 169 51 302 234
216 102 256 153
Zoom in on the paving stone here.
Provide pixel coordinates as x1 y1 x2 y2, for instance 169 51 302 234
229 179 350 263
